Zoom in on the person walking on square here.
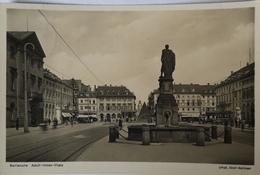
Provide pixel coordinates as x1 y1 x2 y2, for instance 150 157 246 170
15 117 19 130
70 118 73 127
119 118 123 130
48 118 51 125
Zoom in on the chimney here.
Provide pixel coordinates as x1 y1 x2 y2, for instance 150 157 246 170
231 71 233 75
207 83 210 85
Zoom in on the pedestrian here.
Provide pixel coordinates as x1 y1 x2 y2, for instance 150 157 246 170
119 118 122 130
15 117 19 130
70 118 73 127
53 118 58 129
48 118 51 125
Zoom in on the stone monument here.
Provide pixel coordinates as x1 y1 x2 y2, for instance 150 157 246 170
156 44 178 127
127 44 211 143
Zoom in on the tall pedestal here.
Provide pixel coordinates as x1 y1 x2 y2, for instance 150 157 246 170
156 77 178 127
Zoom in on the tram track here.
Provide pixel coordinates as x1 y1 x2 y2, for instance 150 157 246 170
6 126 108 162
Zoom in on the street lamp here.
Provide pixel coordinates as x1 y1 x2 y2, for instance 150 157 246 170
24 43 35 133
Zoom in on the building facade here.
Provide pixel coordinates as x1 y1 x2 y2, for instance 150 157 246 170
62 79 91 116
6 31 45 127
95 85 136 121
77 91 97 122
148 83 217 122
215 62 255 126
43 69 74 124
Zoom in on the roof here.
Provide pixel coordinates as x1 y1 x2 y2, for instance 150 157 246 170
216 62 254 88
95 85 135 98
44 69 61 81
43 69 72 88
173 84 216 94
7 31 46 57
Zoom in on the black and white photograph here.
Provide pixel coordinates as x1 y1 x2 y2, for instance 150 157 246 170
0 1 259 175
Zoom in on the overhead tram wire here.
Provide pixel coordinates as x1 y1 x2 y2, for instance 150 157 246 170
44 63 70 79
38 9 104 85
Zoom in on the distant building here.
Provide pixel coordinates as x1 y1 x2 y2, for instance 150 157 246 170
77 91 97 122
62 79 91 115
95 85 136 121
43 69 74 124
215 62 254 126
136 100 143 116
148 83 217 122
6 31 46 127
174 83 216 121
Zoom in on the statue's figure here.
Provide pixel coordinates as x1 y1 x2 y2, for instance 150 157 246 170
160 44 176 78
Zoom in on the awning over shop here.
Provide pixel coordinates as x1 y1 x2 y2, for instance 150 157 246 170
62 113 73 117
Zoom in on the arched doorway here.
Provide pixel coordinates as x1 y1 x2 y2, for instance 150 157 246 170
112 113 116 120
106 113 111 122
100 113 104 121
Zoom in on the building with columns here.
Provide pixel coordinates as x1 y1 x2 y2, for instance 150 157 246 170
6 31 45 127
43 69 74 124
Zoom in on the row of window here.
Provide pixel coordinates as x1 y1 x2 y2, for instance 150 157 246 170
9 67 43 91
179 107 215 112
43 80 72 94
99 98 133 101
44 90 73 103
79 103 133 110
79 99 96 104
99 90 129 95
175 95 215 99
80 106 96 111
176 100 215 106
178 108 214 112
216 78 254 94
173 89 215 93
9 45 43 69
216 87 254 103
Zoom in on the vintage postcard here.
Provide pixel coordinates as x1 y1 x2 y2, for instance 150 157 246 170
0 1 259 175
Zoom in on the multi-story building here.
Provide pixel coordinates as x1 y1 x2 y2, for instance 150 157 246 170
6 31 45 127
215 62 254 126
95 85 136 121
62 79 91 116
43 69 74 124
148 83 217 122
77 91 97 121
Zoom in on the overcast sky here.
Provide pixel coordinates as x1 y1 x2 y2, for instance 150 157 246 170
7 6 254 104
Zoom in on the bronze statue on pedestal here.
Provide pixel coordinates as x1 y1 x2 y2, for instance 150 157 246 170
160 44 176 78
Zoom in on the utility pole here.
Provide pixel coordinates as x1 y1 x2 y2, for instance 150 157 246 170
24 43 35 133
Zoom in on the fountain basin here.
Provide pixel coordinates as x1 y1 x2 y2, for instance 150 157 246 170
127 124 211 143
